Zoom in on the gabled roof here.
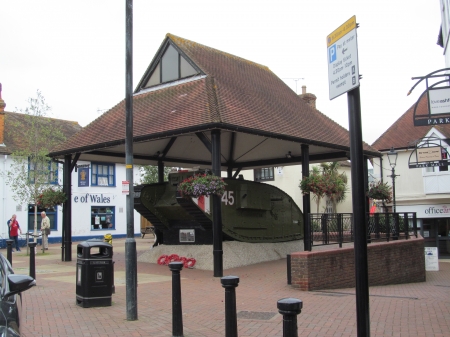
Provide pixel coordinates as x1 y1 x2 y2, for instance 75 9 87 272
51 34 379 169
371 95 450 152
0 111 82 155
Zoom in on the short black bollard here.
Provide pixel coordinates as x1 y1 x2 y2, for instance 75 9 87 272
29 242 37 280
169 262 184 337
277 298 302 337
6 239 13 265
221 275 239 337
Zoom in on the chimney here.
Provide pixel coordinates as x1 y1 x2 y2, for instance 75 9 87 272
0 83 6 145
299 85 317 109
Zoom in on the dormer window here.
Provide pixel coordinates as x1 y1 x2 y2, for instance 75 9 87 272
144 44 198 88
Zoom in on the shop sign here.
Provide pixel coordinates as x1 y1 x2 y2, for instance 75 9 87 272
397 204 450 218
417 147 441 162
73 193 111 204
78 167 90 187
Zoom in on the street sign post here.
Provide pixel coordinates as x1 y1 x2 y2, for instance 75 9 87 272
327 16 370 337
327 16 360 100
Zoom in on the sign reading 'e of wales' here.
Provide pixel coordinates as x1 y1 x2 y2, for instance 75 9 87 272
327 16 360 100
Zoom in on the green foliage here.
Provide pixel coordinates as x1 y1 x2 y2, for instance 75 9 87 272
139 165 173 184
367 181 392 202
1 90 67 235
178 174 227 198
299 162 348 213
37 187 67 208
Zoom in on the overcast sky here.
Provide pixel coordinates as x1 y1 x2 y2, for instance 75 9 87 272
0 1 444 145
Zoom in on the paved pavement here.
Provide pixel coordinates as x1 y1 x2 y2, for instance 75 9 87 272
4 237 450 337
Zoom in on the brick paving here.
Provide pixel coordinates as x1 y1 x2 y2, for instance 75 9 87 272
5 238 450 337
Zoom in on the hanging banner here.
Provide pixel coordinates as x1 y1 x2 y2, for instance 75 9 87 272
78 167 90 187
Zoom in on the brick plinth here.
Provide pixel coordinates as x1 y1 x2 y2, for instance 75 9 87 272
290 236 425 291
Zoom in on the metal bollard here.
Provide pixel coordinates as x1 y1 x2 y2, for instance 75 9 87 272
28 242 37 279
6 239 13 265
221 276 239 337
277 298 302 337
169 262 184 337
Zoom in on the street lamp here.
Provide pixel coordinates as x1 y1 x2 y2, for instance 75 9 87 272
387 147 399 213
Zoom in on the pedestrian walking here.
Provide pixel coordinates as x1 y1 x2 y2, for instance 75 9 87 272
7 214 22 252
40 211 50 250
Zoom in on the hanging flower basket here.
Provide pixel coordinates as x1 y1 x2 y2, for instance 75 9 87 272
37 187 67 208
177 174 227 198
367 181 392 202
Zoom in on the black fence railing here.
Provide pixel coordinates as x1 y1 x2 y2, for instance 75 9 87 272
308 212 417 248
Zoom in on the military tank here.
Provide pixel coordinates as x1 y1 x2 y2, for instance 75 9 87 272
134 170 303 245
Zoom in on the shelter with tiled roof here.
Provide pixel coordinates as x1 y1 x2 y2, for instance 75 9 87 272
49 34 381 273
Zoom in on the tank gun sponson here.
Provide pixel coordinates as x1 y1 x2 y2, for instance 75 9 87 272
134 171 304 245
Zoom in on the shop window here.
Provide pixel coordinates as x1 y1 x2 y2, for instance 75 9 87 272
254 167 274 182
27 204 57 232
91 162 115 187
91 206 115 230
28 158 58 184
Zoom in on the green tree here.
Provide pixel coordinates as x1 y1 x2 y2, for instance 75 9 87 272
299 166 326 213
320 162 348 213
299 162 348 213
139 165 173 184
2 90 67 239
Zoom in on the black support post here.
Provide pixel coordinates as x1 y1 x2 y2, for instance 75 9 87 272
6 239 13 265
125 0 137 321
277 298 303 337
211 129 223 277
158 160 164 183
29 242 37 279
347 87 370 336
221 276 239 337
301 144 311 251
63 154 72 261
169 262 184 337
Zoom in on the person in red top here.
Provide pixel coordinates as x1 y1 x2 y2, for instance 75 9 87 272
7 214 22 252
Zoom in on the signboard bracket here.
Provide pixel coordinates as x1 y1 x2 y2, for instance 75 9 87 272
408 136 450 168
409 68 450 126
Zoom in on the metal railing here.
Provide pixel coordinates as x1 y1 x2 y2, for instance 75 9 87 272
308 212 417 248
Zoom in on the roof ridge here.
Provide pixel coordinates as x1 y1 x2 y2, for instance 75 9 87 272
166 33 271 72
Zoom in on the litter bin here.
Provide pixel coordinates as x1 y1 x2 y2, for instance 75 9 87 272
76 241 113 308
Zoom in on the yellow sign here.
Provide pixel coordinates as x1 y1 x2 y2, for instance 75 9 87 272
327 16 357 47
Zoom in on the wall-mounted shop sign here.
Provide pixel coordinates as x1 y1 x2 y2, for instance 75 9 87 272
397 204 450 218
78 167 90 187
409 68 450 126
73 193 111 204
408 137 450 168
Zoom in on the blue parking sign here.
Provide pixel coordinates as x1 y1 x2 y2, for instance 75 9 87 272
329 44 336 63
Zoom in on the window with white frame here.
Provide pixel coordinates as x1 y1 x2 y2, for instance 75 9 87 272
254 167 274 182
325 198 333 213
91 163 115 187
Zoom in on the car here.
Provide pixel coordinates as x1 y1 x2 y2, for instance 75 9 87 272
0 253 35 336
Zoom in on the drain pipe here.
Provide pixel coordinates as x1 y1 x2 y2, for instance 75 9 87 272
2 155 7 242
